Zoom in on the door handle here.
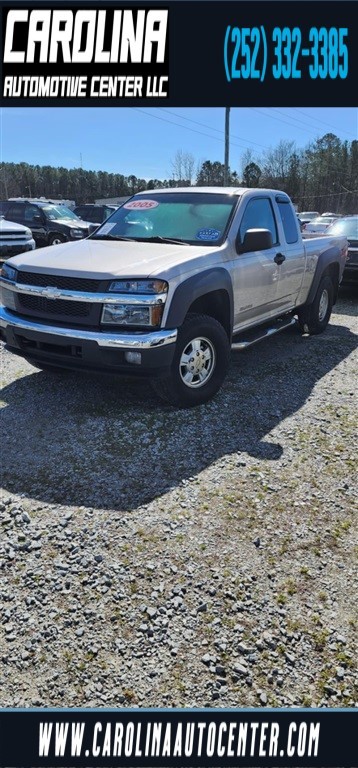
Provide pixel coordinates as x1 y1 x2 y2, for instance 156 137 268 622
274 252 286 265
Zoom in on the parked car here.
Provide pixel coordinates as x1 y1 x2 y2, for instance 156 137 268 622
297 211 320 226
73 204 117 224
0 217 35 266
302 215 338 236
0 200 90 247
0 187 348 407
325 215 358 284
321 212 343 218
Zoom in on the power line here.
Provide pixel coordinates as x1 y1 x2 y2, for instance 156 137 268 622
267 107 357 142
292 108 357 139
270 108 328 134
131 108 260 153
250 107 327 139
257 108 323 137
157 108 268 150
299 189 358 199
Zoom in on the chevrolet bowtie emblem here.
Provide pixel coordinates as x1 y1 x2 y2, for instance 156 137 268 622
41 287 61 299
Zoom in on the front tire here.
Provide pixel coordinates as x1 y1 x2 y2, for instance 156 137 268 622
152 313 230 407
297 275 334 334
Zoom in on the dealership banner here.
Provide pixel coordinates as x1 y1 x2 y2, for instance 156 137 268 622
0 1 357 106
0 708 357 766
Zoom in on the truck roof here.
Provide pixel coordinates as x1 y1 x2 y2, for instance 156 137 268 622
135 187 288 197
136 186 247 196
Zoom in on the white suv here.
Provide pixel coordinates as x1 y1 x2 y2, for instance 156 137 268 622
0 217 35 266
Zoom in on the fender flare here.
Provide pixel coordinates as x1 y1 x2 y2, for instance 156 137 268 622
165 268 234 331
305 246 342 305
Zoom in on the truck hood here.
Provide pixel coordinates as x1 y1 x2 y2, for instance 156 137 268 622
47 217 89 229
7 237 222 279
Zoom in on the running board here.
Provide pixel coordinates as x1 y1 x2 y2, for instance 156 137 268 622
231 316 297 350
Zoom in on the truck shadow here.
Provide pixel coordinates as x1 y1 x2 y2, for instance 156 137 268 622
1 322 357 511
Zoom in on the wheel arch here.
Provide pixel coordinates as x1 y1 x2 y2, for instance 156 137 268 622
305 248 342 306
48 230 67 244
164 269 233 338
152 311 231 407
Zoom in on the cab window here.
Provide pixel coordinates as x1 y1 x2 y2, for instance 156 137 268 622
239 198 278 246
277 201 299 243
7 203 24 221
24 205 42 223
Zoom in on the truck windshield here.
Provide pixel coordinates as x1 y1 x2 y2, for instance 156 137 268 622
90 192 239 245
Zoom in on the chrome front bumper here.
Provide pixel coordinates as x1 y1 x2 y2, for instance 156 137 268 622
0 305 177 350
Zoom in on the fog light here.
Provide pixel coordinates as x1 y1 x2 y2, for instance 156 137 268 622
1 287 16 310
125 351 142 365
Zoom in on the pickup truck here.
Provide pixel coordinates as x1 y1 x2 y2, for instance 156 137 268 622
0 187 348 407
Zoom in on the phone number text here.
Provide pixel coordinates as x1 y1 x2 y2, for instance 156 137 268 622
223 26 349 81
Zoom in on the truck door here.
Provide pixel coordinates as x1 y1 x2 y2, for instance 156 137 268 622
274 195 306 305
232 196 283 327
24 204 47 247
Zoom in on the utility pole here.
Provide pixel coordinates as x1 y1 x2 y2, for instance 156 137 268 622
224 107 230 185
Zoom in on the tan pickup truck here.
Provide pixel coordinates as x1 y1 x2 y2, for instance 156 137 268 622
0 187 348 406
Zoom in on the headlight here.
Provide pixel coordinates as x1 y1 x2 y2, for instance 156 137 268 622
1 263 17 281
103 279 168 326
101 303 164 327
24 228 32 239
70 229 85 238
109 279 168 294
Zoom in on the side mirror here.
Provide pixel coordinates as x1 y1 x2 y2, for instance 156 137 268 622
237 228 273 254
33 214 43 223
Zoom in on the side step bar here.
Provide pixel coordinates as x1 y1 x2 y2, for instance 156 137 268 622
231 316 297 350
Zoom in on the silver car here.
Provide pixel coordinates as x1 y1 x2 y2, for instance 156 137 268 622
302 215 338 237
298 211 320 225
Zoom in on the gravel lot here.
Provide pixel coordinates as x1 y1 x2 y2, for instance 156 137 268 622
1 288 357 709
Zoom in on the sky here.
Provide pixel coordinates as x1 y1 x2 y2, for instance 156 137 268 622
1 107 357 180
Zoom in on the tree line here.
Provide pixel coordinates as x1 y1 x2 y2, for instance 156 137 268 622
1 133 357 214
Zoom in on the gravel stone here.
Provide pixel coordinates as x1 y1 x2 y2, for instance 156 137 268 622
0 291 357 708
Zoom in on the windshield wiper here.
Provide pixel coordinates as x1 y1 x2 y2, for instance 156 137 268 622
137 236 187 245
91 234 137 242
91 234 188 245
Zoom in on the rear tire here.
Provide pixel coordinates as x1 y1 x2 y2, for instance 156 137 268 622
297 275 334 334
151 313 230 407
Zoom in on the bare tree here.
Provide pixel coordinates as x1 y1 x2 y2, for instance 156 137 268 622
170 150 196 186
239 148 255 178
182 152 195 185
261 140 296 187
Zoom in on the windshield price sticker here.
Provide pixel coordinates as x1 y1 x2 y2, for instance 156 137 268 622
223 26 349 82
123 200 159 210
